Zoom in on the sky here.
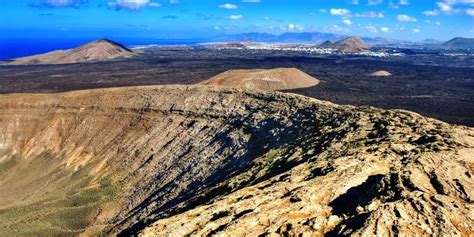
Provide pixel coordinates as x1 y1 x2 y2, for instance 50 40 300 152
0 0 473 41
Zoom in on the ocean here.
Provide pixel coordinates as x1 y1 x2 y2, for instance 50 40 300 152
0 38 206 61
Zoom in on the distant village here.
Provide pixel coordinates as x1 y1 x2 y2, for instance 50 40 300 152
215 43 404 58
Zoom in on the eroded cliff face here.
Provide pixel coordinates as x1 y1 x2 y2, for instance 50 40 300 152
0 86 472 236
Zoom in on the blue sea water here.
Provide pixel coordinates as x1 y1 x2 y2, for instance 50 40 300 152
0 38 206 61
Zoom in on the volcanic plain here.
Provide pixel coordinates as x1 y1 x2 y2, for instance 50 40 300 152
0 47 473 126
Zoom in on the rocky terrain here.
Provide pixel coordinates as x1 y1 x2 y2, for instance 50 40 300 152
0 85 472 236
4 39 133 65
198 68 319 91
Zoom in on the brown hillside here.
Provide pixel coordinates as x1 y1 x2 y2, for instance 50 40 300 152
5 39 133 65
199 68 320 91
319 36 370 53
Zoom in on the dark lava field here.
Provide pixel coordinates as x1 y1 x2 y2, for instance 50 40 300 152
0 47 473 126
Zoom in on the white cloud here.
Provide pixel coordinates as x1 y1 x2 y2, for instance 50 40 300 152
36 0 86 8
342 18 352 25
412 28 420 33
368 0 383 6
227 15 244 20
219 3 238 9
148 2 160 7
437 2 454 13
319 9 327 13
399 0 409 5
423 10 440 16
365 25 378 33
467 8 474 15
381 27 390 32
355 11 384 18
352 0 360 4
441 0 474 5
326 25 351 33
436 21 442 25
423 0 474 16
397 14 417 22
287 24 304 31
330 8 351 16
107 0 160 11
389 0 400 9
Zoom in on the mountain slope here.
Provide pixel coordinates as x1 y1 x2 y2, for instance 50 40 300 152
198 68 320 91
5 39 133 65
442 37 474 49
0 86 472 236
319 36 370 53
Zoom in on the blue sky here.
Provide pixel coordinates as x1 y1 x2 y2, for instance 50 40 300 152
0 0 473 41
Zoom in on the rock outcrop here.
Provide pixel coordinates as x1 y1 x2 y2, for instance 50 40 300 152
4 39 133 65
0 85 472 236
199 68 320 91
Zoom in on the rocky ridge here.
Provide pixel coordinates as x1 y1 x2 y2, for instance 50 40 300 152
0 85 472 236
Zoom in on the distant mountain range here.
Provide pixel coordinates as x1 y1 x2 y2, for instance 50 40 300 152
421 39 444 45
213 32 344 44
212 32 474 49
213 32 411 46
361 37 413 46
3 35 473 65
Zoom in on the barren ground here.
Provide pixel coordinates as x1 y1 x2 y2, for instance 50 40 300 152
0 48 473 126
